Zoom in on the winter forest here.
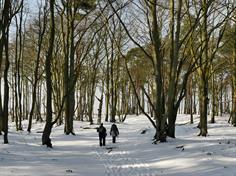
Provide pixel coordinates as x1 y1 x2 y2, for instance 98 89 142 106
0 0 236 176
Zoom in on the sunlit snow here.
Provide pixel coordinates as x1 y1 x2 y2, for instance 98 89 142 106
1 114 236 176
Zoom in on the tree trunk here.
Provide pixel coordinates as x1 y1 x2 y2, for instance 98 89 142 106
0 0 11 144
166 0 183 138
190 77 194 124
63 3 76 135
97 81 104 125
0 88 3 135
198 77 208 136
36 82 43 122
211 72 216 123
232 21 236 126
17 3 24 130
78 83 84 121
28 3 46 132
110 46 116 122
218 76 223 116
14 18 19 130
185 79 192 115
198 0 209 137
42 0 55 148
3 29 10 144
149 0 166 142
105 59 109 122
88 48 100 124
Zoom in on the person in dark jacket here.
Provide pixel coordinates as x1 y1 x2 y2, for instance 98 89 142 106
110 124 119 143
97 123 107 146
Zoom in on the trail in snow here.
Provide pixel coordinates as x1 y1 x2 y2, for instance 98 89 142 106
1 115 236 176
95 144 159 176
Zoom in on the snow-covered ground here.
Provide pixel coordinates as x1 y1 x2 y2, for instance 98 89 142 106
1 114 236 176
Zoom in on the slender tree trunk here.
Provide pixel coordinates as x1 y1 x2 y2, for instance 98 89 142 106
78 83 84 121
88 48 100 124
211 72 216 123
135 86 140 115
11 75 15 122
42 0 55 148
105 59 109 122
97 81 104 125
88 78 96 125
219 77 223 116
110 46 116 122
232 21 236 126
0 86 2 135
185 79 191 115
28 3 46 132
193 85 197 114
17 3 24 130
36 82 43 122
14 18 19 130
3 29 10 144
190 76 194 124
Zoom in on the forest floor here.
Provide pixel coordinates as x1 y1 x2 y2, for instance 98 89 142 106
0 114 236 176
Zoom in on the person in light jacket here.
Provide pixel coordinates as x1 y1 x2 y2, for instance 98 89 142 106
110 124 119 143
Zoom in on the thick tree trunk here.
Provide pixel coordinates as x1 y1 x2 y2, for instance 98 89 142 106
167 107 178 138
198 0 209 137
166 0 182 138
149 0 166 142
198 77 208 136
1 0 11 144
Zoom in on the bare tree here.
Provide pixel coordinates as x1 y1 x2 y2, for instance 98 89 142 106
42 0 55 148
27 0 47 133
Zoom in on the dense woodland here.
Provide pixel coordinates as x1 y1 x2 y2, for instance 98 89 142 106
0 0 235 147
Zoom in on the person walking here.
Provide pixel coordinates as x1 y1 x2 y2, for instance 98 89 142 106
110 124 119 143
97 123 107 146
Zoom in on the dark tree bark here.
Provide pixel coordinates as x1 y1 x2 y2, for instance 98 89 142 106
105 59 110 122
0 0 12 144
28 2 47 133
232 19 236 126
97 80 104 125
42 0 55 148
211 71 216 123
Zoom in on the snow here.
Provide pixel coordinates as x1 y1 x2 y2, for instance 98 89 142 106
1 114 236 176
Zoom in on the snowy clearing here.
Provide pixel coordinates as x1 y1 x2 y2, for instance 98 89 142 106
1 114 236 176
